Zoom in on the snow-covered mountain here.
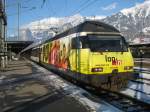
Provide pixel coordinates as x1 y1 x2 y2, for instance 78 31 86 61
20 28 33 41
21 14 83 41
19 0 150 43
102 0 150 41
20 14 105 41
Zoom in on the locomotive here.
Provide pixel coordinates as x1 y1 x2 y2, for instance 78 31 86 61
21 20 134 90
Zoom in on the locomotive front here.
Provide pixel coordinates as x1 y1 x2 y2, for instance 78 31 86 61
71 34 134 89
69 21 134 90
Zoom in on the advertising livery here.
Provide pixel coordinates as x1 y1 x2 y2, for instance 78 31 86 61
22 21 134 90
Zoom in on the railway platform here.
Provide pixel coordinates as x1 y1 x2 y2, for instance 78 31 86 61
134 58 150 69
0 58 90 112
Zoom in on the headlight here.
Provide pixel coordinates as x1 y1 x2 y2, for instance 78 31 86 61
91 67 103 72
124 66 133 70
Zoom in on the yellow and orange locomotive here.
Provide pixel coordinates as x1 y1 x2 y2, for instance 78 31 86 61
23 20 134 89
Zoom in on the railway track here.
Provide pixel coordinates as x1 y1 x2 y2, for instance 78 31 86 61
38 70 150 112
132 68 150 85
82 86 150 112
68 75 150 112
30 61 150 112
119 69 150 106
44 68 150 112
131 79 150 86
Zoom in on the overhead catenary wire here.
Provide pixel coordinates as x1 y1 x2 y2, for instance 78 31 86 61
5 0 32 8
7 0 100 38
6 0 42 37
57 0 68 16
47 0 57 17
70 0 92 15
72 0 99 15
7 7 36 16
6 2 18 8
41 0 46 8
6 0 37 16
65 0 68 15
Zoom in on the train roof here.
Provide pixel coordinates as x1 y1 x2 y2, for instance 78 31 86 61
57 20 119 35
44 20 120 43
21 20 120 53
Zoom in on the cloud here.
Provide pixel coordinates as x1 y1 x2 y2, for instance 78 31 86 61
102 2 117 11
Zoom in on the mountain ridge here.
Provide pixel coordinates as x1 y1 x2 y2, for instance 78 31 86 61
102 0 150 41
15 1 150 42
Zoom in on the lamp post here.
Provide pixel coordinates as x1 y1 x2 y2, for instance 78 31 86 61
140 49 144 73
18 2 20 41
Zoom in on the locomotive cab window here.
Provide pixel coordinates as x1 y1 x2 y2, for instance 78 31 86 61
88 35 128 52
80 36 89 49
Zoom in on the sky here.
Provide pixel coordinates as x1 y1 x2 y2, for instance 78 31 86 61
6 0 145 36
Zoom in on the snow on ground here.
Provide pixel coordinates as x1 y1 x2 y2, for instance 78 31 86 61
128 81 150 94
0 76 6 80
136 78 150 85
137 72 150 80
134 61 150 64
0 76 6 83
30 60 150 107
30 61 122 112
134 58 150 61
121 72 150 104
1 60 150 110
134 67 150 72
121 88 150 104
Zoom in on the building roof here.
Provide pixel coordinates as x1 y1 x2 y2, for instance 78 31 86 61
129 43 150 47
